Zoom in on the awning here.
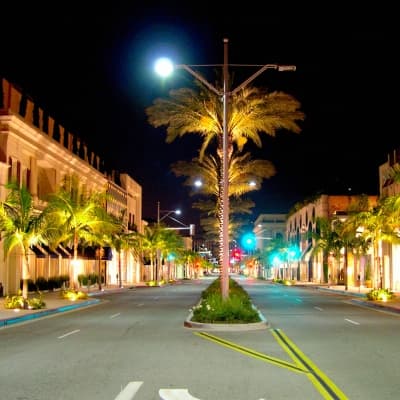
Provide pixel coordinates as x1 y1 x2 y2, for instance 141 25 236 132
64 246 113 261
30 244 70 259
30 245 112 260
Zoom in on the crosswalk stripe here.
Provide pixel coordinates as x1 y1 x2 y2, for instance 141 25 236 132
114 381 143 400
159 388 201 400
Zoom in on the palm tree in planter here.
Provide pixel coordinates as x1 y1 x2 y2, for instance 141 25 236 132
43 180 119 290
147 82 304 299
0 183 48 302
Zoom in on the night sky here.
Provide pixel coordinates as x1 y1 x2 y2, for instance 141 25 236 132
0 5 397 231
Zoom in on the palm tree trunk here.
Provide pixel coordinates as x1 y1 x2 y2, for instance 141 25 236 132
118 252 122 288
22 253 30 302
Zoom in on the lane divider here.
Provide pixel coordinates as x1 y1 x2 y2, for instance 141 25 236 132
271 329 348 400
195 331 307 374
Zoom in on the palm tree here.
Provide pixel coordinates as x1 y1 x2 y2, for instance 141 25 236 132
43 183 119 289
146 83 304 161
109 230 137 288
0 183 47 301
312 217 343 284
157 228 185 281
147 82 304 298
138 225 161 281
171 152 275 240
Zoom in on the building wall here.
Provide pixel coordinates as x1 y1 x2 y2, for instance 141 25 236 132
379 148 400 290
253 214 287 250
0 78 144 294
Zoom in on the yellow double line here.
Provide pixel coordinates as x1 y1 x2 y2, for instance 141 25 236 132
195 330 348 400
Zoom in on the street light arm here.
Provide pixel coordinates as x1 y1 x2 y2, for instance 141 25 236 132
159 210 178 222
166 215 188 227
231 64 296 96
177 64 222 96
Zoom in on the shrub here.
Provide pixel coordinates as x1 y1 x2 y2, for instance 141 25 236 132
20 279 36 292
60 289 88 301
4 290 46 310
78 274 89 286
35 276 48 291
366 288 395 301
191 278 261 323
88 273 98 284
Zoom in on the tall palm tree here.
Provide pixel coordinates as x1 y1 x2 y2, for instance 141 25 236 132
0 183 47 301
147 82 304 298
109 230 137 288
312 217 343 284
138 225 161 281
171 152 275 240
157 228 185 281
43 184 119 289
347 197 400 289
146 83 304 161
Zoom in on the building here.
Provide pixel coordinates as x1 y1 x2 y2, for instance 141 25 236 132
0 77 143 295
253 213 286 250
285 194 378 284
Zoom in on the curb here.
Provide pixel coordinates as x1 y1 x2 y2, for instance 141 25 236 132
184 306 269 331
0 299 101 328
350 298 400 314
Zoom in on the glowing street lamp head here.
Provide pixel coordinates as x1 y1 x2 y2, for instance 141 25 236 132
154 57 174 77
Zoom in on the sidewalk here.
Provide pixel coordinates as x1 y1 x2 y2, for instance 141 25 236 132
0 285 130 328
298 282 400 314
1 282 400 329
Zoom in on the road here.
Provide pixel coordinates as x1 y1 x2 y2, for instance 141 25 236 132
1 276 399 400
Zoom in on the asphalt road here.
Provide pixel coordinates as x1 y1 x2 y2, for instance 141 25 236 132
1 277 399 400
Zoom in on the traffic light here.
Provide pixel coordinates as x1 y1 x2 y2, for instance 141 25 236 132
241 232 256 251
231 248 242 261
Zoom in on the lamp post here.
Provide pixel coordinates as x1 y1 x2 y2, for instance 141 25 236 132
157 201 181 224
155 38 296 299
156 202 181 281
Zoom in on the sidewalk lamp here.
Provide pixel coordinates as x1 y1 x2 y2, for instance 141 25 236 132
154 38 296 299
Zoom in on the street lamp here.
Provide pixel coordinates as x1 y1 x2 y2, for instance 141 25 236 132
155 38 296 299
157 201 181 224
156 201 181 282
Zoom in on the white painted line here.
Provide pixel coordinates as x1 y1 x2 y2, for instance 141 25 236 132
159 388 201 400
314 306 323 311
110 313 121 319
137 303 144 307
114 381 143 400
345 318 360 325
57 329 80 339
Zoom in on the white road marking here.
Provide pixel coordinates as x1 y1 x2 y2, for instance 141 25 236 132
57 329 80 339
114 381 143 400
159 388 201 400
345 318 360 325
110 313 121 319
137 303 144 307
314 306 323 311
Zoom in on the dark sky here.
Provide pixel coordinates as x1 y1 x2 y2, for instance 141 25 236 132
0 5 397 230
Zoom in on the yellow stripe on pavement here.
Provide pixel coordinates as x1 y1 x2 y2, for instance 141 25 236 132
195 331 307 374
271 329 348 400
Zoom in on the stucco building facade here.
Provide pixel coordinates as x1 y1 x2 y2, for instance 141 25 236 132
0 78 143 295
